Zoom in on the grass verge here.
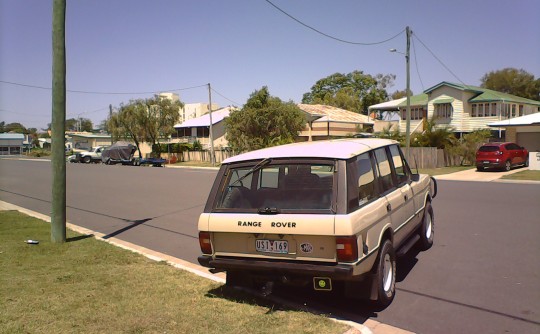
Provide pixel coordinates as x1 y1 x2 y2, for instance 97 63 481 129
0 211 347 334
501 170 540 181
418 166 474 176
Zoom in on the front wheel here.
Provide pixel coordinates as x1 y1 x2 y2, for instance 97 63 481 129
418 202 434 250
82 156 91 163
373 240 396 308
504 160 511 171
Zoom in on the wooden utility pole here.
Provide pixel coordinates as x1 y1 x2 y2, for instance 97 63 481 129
405 26 412 162
51 0 67 243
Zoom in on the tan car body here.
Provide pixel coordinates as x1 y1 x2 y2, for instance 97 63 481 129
198 138 435 302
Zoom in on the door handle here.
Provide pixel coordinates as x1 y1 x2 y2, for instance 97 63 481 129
387 204 392 212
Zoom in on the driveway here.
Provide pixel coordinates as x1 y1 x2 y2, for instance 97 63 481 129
434 166 531 182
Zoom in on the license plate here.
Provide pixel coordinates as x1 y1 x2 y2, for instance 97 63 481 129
256 239 288 254
483 161 490 164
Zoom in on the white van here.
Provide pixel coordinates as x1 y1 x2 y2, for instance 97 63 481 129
198 138 437 307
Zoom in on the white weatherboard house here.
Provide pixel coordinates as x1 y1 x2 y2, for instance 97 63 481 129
173 107 233 149
0 133 24 155
368 82 540 138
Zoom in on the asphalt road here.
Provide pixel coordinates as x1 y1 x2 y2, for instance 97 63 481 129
1 158 539 334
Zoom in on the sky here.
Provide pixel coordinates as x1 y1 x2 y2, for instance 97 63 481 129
1 0 539 130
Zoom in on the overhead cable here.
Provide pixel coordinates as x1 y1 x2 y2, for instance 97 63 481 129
412 34 467 86
211 88 242 107
0 80 207 95
411 37 425 91
265 0 404 45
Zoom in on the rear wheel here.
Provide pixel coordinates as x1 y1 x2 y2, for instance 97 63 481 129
504 160 511 171
524 158 529 167
373 240 396 308
418 202 434 250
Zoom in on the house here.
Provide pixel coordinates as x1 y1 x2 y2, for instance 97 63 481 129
70 132 112 151
180 103 220 124
297 104 374 141
0 133 24 155
424 82 540 137
368 95 428 133
488 112 540 153
368 82 540 138
173 107 234 149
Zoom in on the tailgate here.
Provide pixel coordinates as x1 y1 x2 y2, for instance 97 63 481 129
206 213 337 262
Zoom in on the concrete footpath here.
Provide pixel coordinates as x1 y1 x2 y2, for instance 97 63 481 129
433 166 539 183
0 200 412 334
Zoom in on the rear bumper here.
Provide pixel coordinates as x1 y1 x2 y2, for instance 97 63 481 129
198 255 355 278
476 160 504 169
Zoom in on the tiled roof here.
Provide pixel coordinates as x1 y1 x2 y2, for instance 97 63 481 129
297 104 373 124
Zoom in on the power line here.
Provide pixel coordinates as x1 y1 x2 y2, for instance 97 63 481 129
0 80 207 95
265 0 405 46
412 33 467 86
211 88 242 107
411 36 425 91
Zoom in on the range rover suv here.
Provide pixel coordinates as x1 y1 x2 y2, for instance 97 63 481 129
198 138 437 307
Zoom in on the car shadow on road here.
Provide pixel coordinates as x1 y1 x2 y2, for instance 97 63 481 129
396 246 421 282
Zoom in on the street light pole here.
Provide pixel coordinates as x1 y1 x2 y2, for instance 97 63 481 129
405 26 412 161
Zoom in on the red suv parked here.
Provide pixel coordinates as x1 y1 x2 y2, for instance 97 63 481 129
476 142 529 171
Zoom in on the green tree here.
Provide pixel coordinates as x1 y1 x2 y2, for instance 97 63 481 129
144 96 183 157
225 87 305 152
391 89 413 100
108 100 149 159
3 122 27 133
481 68 540 101
108 96 182 158
411 116 456 149
302 71 395 114
448 129 491 166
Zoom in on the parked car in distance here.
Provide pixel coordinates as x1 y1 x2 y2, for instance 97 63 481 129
198 138 437 308
476 142 529 172
76 146 108 163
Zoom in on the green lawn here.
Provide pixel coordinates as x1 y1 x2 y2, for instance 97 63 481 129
501 170 540 181
0 211 347 334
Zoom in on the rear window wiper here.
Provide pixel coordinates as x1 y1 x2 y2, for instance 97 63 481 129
230 158 271 187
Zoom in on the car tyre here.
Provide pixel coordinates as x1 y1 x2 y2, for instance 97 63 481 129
418 202 434 250
524 158 529 167
504 160 511 171
476 166 484 172
373 239 396 308
82 156 91 164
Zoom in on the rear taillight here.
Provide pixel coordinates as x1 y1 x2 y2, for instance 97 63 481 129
336 236 358 262
199 232 213 254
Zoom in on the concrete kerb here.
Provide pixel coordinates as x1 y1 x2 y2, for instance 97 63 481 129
0 200 413 334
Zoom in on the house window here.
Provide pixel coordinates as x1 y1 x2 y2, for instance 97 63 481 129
472 104 476 117
519 105 524 116
435 103 452 119
491 103 497 116
511 104 516 117
485 103 490 116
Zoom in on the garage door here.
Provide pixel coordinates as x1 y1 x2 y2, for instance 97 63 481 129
517 132 540 152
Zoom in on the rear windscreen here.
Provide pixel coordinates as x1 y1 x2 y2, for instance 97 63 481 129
216 162 335 212
478 146 499 152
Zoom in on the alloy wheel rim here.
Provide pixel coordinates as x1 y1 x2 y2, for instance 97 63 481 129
383 254 393 292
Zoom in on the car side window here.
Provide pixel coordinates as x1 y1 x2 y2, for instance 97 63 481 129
374 147 395 193
389 145 409 185
357 153 377 206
